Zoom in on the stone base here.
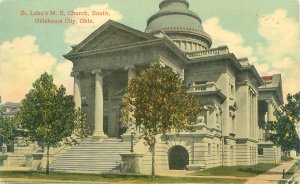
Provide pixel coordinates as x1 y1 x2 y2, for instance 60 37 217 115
120 153 144 174
92 132 107 142
121 133 131 142
186 164 206 171
2 146 7 153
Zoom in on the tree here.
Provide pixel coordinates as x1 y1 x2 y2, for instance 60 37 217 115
0 110 19 151
267 92 300 154
121 64 201 178
17 73 90 174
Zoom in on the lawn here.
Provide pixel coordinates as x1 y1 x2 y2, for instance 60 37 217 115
0 171 246 183
191 163 280 177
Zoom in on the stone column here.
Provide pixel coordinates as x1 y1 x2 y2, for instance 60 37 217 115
122 65 137 141
92 69 106 138
249 91 252 138
71 71 81 109
253 94 258 140
267 100 272 122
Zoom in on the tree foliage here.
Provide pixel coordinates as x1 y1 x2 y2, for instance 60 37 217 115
17 73 90 173
267 92 300 152
0 110 19 147
121 64 201 177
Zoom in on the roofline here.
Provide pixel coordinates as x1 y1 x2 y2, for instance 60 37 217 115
258 87 284 105
64 37 189 66
69 20 155 54
187 50 264 86
240 65 264 86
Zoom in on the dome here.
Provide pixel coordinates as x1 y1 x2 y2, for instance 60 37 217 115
145 0 212 52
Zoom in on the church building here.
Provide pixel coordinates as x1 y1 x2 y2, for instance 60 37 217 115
47 0 283 174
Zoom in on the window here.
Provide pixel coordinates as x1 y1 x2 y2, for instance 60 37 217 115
230 84 235 96
208 143 211 154
258 146 264 155
217 144 219 154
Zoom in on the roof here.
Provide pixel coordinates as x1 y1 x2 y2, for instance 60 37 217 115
64 20 190 66
1 102 22 117
261 76 273 81
66 20 156 55
145 0 212 47
1 102 21 108
186 46 264 86
259 74 284 105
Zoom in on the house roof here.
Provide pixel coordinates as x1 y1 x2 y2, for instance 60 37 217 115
259 74 284 105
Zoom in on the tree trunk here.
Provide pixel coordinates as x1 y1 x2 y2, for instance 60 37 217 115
46 146 50 174
151 140 156 179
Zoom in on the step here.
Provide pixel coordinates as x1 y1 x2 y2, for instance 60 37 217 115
50 137 134 174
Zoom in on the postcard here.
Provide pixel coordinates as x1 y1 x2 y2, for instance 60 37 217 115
0 0 299 183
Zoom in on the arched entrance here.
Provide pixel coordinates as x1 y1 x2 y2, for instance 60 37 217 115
168 145 189 170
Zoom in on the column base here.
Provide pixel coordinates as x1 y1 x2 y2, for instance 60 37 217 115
92 131 107 139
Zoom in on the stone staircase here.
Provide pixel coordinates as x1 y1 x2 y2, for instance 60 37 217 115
9 154 27 167
9 145 37 167
50 137 132 174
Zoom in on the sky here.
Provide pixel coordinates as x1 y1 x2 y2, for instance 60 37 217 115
0 0 299 103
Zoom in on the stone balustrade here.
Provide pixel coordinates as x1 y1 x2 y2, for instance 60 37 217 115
189 82 218 93
186 46 229 58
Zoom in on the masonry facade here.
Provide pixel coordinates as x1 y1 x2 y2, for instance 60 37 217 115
52 0 283 174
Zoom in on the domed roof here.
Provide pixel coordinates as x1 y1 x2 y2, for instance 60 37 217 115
145 0 212 48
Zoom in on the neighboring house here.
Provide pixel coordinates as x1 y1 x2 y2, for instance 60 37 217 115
257 74 283 163
1 102 22 118
19 0 283 174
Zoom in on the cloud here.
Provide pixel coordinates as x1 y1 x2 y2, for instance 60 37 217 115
0 36 73 103
64 4 122 45
203 17 257 63
255 9 300 97
203 12 300 98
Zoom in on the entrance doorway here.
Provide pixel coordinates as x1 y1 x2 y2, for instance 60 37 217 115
168 145 189 170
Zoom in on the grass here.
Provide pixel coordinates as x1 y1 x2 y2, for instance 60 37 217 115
0 171 246 183
283 162 298 179
278 162 298 184
191 163 280 177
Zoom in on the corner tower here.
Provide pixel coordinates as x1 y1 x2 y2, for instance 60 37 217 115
145 0 212 53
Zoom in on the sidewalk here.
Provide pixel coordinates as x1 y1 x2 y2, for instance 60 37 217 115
245 160 296 184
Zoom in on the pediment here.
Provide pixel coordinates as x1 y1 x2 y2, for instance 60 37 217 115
70 20 154 54
78 31 147 52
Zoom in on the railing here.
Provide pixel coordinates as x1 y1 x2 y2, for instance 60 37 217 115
186 46 230 58
189 82 219 93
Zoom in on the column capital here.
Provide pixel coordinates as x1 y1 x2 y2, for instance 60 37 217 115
125 65 136 71
70 71 80 78
91 69 102 76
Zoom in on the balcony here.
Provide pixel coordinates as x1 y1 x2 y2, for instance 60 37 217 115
189 82 219 93
186 46 230 59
